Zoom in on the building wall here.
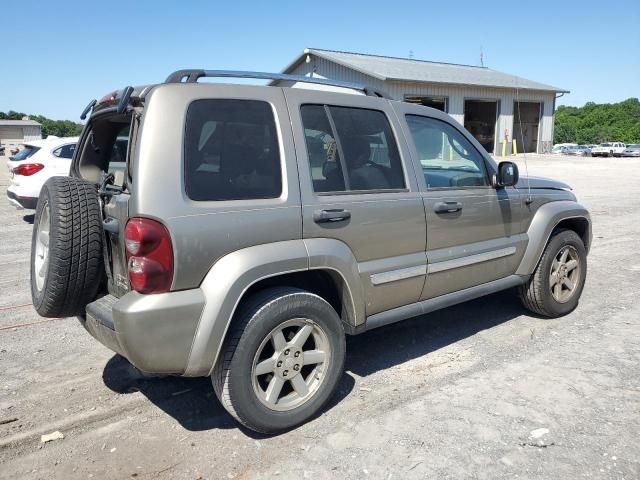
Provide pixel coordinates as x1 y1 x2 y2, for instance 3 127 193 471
0 125 42 155
22 126 42 142
287 56 556 153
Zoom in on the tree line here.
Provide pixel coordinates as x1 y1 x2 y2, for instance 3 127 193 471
554 98 640 145
0 111 83 139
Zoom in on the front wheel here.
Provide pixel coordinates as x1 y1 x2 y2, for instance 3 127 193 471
212 287 346 433
519 229 587 317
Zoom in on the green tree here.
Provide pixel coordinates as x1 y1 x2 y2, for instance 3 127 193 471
555 98 640 144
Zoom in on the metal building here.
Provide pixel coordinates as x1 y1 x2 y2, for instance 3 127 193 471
276 49 569 154
0 119 42 154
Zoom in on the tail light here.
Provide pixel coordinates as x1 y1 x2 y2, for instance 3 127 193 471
13 163 44 176
124 217 173 294
98 91 117 105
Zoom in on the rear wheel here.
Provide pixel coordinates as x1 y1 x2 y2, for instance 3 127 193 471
30 177 104 317
519 229 587 317
213 287 345 433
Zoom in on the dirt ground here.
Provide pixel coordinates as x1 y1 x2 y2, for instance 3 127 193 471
0 154 638 479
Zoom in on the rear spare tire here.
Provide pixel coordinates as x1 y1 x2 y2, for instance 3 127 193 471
31 176 104 317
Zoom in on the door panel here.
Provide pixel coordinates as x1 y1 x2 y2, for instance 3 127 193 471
422 189 525 298
392 103 525 300
285 89 427 315
302 197 426 314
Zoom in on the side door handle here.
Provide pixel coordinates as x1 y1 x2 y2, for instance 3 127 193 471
313 209 351 223
433 201 463 214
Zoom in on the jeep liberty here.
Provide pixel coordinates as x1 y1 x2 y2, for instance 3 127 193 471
30 70 591 433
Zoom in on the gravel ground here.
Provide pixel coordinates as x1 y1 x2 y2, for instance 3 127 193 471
0 154 639 479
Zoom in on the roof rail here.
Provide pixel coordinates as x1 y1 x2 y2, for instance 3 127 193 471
164 69 391 99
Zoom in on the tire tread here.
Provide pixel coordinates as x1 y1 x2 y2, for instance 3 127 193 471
31 176 104 318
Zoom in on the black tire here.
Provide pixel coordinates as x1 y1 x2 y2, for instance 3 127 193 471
519 229 587 317
212 287 346 434
30 176 104 318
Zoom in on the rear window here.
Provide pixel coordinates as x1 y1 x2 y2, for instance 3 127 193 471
12 145 40 161
184 99 282 201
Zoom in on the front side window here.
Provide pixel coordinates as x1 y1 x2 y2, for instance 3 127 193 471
406 115 489 189
184 99 281 201
301 104 405 193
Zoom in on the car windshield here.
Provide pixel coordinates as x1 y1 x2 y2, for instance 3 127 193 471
11 145 40 161
629 144 640 150
600 143 612 147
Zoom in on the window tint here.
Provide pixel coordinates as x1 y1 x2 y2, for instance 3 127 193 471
184 99 282 201
12 145 39 161
301 105 345 192
406 115 489 189
54 143 76 159
301 105 405 193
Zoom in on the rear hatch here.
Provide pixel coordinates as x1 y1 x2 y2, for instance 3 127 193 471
72 91 143 298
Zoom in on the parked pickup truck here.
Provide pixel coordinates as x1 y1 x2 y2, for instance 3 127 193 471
30 69 591 434
590 142 626 157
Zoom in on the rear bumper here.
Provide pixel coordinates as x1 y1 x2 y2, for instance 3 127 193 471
7 189 37 209
83 289 205 375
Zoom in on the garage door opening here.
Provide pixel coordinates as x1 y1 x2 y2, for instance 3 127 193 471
464 100 498 153
513 101 541 154
404 95 447 112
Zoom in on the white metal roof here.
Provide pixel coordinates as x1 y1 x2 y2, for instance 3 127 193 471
0 119 42 127
282 48 569 93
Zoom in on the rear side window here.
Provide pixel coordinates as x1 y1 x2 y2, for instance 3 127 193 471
301 104 405 193
184 99 282 201
52 143 76 159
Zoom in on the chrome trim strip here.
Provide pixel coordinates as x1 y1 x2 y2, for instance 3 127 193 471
370 265 427 286
364 274 527 332
428 247 516 274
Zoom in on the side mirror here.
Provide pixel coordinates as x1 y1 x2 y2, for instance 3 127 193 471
494 161 519 188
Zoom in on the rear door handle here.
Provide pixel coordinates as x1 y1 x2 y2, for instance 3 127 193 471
313 209 351 223
433 201 463 214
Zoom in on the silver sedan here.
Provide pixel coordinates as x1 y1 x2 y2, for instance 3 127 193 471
621 144 640 157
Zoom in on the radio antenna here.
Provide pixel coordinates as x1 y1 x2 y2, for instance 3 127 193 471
515 84 533 204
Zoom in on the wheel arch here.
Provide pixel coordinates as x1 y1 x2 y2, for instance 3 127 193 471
516 200 592 276
554 217 591 252
183 238 363 377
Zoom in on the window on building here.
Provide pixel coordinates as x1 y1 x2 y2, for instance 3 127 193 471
406 115 489 189
184 99 282 201
404 95 448 112
301 105 405 193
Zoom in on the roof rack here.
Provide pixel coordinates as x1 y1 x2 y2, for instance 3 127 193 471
164 69 391 99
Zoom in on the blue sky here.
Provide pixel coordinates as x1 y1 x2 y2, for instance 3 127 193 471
1 0 638 121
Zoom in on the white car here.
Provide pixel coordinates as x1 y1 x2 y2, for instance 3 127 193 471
7 137 78 209
590 142 626 157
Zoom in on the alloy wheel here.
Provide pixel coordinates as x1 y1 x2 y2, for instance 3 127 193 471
549 245 581 303
251 318 330 411
34 201 50 291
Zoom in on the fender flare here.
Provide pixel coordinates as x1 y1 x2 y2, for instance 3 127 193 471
516 201 592 275
183 238 363 377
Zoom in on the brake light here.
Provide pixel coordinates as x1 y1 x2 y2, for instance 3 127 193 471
124 217 173 294
98 91 117 105
12 163 44 176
